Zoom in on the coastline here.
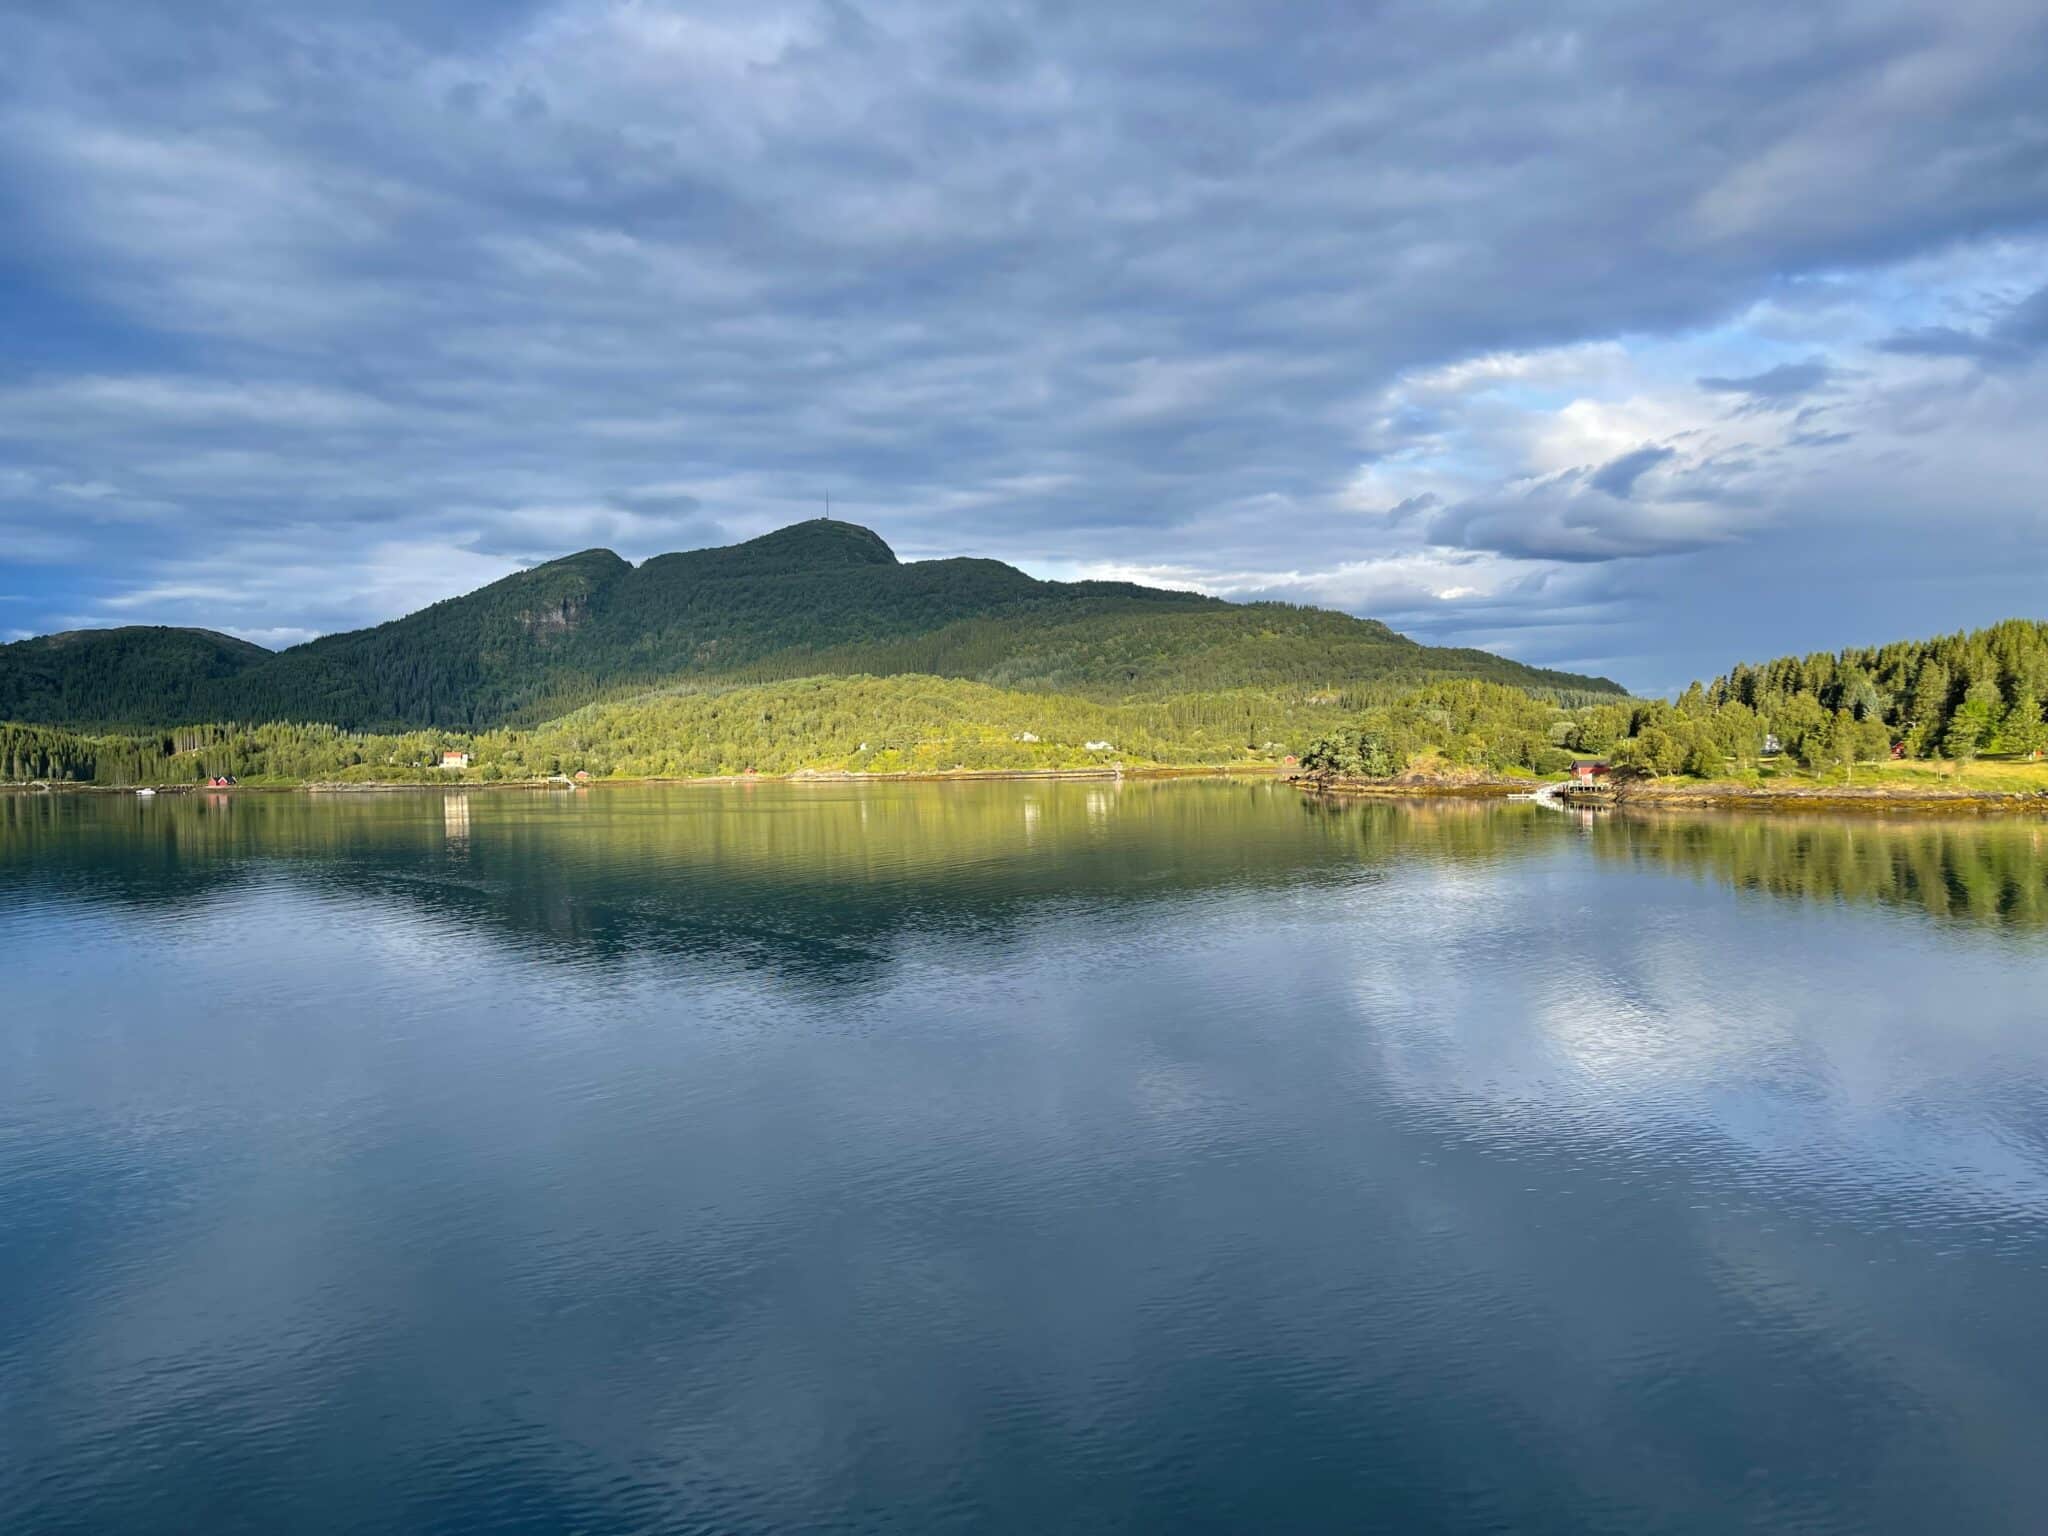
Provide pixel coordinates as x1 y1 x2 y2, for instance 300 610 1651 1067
4 763 1279 795
1296 772 2048 814
1611 780 2048 815
11 761 2047 814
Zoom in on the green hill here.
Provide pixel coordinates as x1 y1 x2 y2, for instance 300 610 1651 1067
1 675 1591 785
719 602 1620 703
0 520 1625 730
0 626 272 726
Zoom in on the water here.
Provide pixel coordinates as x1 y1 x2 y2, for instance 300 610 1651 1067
3 782 2046 1534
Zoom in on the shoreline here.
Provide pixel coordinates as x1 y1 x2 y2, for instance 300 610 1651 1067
10 763 2047 814
1616 780 2048 815
3 763 1279 796
1297 772 2048 815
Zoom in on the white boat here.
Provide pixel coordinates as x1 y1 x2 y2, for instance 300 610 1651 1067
134 787 157 797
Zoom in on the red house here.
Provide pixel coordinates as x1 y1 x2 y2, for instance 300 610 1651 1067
1568 760 1612 783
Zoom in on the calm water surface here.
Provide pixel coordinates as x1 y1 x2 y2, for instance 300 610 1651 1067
3 782 2046 1533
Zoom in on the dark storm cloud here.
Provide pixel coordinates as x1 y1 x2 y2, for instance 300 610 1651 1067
1589 446 1678 500
1428 474 1726 565
1698 360 1840 406
1879 282 2048 364
1 0 2046 680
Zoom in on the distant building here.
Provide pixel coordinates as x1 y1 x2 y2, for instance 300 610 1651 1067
573 769 592 782
440 751 471 770
206 775 238 787
1568 760 1612 783
1084 740 1114 752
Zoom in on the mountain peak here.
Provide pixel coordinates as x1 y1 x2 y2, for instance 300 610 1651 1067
1 517 1629 732
724 519 899 568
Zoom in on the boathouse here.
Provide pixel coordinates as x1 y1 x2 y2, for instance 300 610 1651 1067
440 751 471 770
1567 759 1612 784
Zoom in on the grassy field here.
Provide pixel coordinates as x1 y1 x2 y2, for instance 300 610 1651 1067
1726 756 2048 794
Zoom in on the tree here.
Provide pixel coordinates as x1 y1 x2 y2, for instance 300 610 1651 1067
1997 692 2046 760
1299 727 1402 779
1942 712 1985 762
1839 668 1885 722
1943 680 2001 763
1816 711 1891 781
1620 726 1687 776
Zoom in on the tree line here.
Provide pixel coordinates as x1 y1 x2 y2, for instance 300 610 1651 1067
4 675 1599 786
14 618 2046 790
1696 618 2048 764
1297 619 2048 782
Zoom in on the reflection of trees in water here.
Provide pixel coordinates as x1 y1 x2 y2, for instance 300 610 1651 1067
1590 812 2048 929
10 790 2045 989
1295 792 2048 930
1298 791 1564 865
0 783 1380 982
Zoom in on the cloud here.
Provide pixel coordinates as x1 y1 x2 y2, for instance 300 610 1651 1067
0 0 2044 689
1697 359 1840 406
1428 471 1746 564
1588 445 1678 500
1879 282 2048 364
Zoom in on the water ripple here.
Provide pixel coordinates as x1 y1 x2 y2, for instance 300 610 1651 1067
3 784 2046 1533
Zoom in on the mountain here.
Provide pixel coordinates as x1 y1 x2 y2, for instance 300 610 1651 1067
0 626 271 727
0 521 1626 729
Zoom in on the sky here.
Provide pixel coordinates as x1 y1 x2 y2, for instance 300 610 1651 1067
1 0 2044 694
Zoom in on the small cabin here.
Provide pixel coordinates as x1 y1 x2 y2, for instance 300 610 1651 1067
206 775 237 788
1567 759 1612 784
573 769 592 782
440 751 471 770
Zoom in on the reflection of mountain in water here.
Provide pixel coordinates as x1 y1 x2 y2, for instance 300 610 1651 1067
6 788 2046 989
3 783 1538 984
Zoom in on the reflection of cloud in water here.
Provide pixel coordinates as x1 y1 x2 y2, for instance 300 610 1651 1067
1341 855 2048 1229
9 787 2048 1531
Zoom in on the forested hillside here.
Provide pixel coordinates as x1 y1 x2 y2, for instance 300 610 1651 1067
1288 621 2048 787
1315 618 2048 781
0 520 1625 729
0 627 270 726
0 675 1597 785
1698 619 2048 761
716 602 1621 705
1522 618 2048 778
